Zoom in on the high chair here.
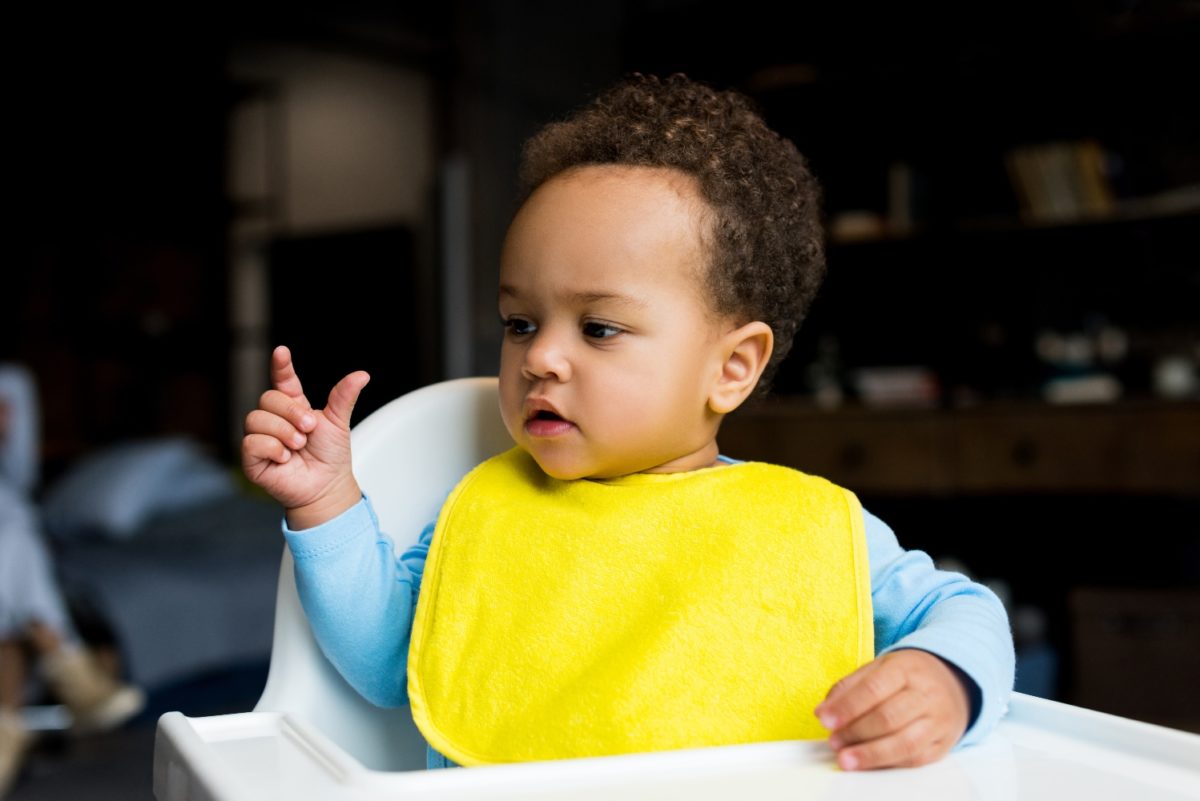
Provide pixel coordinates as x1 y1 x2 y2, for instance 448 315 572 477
155 377 510 798
154 378 1200 801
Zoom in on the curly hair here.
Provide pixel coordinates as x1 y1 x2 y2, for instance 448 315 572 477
516 72 825 394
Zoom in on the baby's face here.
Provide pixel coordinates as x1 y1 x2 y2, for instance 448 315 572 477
498 164 733 480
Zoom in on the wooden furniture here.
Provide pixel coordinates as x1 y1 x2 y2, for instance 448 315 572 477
719 400 1200 496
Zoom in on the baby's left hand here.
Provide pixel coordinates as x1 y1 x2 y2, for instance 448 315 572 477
814 649 970 771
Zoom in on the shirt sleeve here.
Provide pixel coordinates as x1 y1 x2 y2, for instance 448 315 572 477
282 495 435 708
863 507 1015 747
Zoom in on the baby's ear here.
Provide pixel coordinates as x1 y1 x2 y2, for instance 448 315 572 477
708 321 773 415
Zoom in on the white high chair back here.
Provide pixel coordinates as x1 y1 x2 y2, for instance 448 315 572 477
253 377 510 771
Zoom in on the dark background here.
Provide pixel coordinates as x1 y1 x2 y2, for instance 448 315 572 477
4 4 1199 796
10 2 1198 465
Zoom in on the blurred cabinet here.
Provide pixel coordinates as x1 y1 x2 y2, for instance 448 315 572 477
1070 588 1200 733
719 401 1200 496
719 405 951 494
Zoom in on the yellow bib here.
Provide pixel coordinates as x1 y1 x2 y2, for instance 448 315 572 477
408 448 872 766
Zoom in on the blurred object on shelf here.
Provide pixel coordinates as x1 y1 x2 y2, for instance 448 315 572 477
828 210 886 244
1153 353 1199 399
1005 139 1116 224
1043 374 1122 405
887 161 914 237
1005 136 1199 227
1035 319 1129 404
1110 183 1200 219
803 335 844 409
852 366 940 408
886 161 931 238
1094 325 1130 365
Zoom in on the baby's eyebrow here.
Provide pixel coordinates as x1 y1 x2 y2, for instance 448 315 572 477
567 290 646 309
498 284 646 309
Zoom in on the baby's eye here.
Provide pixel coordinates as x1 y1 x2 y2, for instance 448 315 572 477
582 321 622 340
502 317 537 337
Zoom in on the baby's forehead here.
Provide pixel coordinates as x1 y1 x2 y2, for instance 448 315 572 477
560 163 708 207
502 163 719 298
550 164 714 253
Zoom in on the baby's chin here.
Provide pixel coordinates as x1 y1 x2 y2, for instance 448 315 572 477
522 447 629 482
526 453 599 481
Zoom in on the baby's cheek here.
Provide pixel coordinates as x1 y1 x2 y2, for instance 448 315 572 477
496 384 523 431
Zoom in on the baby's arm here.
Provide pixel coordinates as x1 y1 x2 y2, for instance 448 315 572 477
243 346 424 704
241 345 370 529
815 510 1014 770
284 502 433 707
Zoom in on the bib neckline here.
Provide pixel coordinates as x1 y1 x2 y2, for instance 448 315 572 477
584 457 751 487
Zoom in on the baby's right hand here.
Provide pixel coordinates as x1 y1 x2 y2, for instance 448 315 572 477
242 345 371 530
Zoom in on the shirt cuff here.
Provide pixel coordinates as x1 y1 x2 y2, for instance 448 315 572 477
281 494 379 562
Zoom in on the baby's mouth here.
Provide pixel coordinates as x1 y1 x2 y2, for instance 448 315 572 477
524 407 575 437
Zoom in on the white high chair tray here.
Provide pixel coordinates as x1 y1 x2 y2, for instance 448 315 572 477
155 692 1200 801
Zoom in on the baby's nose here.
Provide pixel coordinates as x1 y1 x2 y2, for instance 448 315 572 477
522 333 572 382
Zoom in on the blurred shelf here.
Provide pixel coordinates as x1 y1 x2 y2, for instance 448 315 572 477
719 399 1200 496
827 190 1200 247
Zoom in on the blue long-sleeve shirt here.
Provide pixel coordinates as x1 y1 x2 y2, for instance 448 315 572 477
284 485 1014 768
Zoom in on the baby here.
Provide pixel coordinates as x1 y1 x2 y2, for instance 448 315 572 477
243 73 1014 772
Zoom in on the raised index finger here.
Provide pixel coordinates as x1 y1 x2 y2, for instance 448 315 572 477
271 345 308 401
